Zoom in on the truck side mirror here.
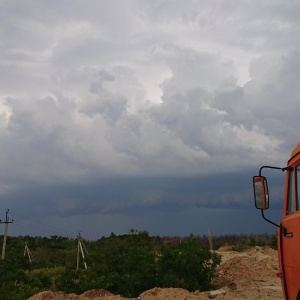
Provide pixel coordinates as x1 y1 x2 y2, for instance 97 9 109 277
253 176 269 210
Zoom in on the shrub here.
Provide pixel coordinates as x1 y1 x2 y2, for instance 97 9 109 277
157 235 221 291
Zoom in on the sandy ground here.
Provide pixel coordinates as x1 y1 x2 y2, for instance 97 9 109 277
28 247 283 300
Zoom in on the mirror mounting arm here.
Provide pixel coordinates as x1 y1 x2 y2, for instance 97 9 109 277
259 166 284 176
261 209 279 228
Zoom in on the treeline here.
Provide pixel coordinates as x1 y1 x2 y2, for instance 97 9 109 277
0 231 276 300
162 232 277 251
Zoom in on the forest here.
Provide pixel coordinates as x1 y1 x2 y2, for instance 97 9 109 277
0 230 276 300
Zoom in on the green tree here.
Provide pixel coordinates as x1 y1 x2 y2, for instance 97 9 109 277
100 230 157 297
0 260 34 300
270 234 278 250
157 236 221 291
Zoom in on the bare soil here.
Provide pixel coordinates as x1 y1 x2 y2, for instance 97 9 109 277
28 247 283 300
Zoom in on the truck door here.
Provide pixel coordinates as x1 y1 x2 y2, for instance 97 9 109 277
280 165 300 299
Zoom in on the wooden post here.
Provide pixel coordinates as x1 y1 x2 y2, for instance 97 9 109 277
1 210 13 260
208 228 213 251
77 232 88 270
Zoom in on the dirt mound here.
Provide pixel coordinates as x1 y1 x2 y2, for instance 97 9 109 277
211 248 282 299
140 287 205 300
214 248 278 288
27 291 78 300
81 290 113 297
28 290 127 300
217 244 234 252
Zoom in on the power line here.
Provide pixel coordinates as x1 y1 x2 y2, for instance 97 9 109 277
13 220 60 236
8 209 75 237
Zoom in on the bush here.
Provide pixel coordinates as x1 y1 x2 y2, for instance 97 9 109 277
270 234 278 250
0 260 34 300
157 236 221 291
232 239 249 252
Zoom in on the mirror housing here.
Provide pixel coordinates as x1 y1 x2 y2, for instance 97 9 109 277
253 176 269 210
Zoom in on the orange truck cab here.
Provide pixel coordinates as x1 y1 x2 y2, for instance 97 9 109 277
253 142 300 300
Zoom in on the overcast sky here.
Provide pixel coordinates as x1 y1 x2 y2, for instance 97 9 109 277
0 0 299 240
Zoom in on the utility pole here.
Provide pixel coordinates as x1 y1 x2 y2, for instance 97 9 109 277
1 209 14 260
24 242 33 263
77 232 88 270
208 228 213 251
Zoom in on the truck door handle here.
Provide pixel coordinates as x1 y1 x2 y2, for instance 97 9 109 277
282 226 293 238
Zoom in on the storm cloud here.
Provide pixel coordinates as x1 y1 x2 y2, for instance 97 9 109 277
0 0 298 239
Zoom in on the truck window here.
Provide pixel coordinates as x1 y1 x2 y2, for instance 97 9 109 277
297 165 300 211
287 168 295 214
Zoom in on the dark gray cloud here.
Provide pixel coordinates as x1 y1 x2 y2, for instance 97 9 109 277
3 170 283 239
